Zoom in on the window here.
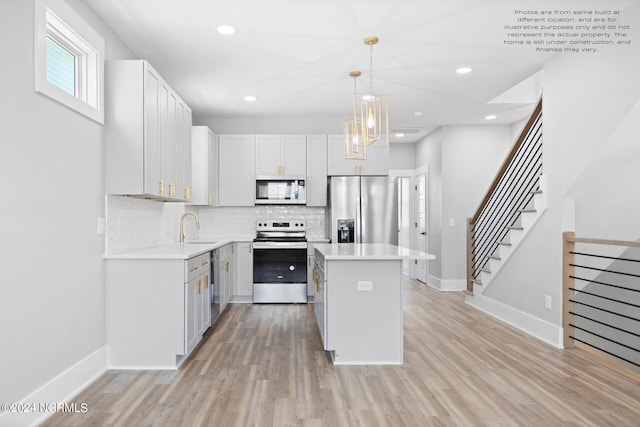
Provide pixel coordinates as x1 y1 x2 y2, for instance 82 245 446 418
34 0 105 124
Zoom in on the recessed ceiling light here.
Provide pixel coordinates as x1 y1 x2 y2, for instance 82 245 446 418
244 95 257 102
414 111 423 117
485 115 497 120
395 133 405 138
456 67 473 74
217 25 237 35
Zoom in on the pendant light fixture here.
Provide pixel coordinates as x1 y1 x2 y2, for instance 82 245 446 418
344 70 366 160
360 36 389 146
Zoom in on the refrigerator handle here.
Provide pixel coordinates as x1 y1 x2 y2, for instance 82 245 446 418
355 197 361 243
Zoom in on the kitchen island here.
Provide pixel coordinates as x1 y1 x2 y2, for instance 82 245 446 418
312 243 435 365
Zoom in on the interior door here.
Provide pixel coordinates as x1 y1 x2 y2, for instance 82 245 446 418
415 172 428 283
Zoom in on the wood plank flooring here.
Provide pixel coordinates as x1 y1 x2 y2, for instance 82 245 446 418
42 278 640 426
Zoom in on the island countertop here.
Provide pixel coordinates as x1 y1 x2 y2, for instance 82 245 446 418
313 243 435 261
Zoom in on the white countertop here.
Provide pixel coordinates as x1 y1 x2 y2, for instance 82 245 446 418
313 243 436 261
104 241 232 260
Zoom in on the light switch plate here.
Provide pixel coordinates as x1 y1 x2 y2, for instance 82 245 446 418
97 217 106 235
449 218 455 227
357 281 373 291
545 295 552 310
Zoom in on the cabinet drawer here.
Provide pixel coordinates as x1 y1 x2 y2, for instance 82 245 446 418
185 252 211 282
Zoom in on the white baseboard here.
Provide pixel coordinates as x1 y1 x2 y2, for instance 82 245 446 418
0 346 108 427
423 275 465 292
466 294 563 348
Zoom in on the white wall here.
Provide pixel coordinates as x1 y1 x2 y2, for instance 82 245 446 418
0 0 134 411
415 125 512 288
389 143 416 170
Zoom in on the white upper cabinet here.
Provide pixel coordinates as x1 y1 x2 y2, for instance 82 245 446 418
306 135 328 206
255 134 306 178
190 126 217 206
327 134 389 176
218 134 255 207
105 60 192 200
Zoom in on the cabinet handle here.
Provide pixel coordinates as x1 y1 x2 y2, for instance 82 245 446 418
225 261 229 272
208 193 212 204
231 245 234 255
201 261 207 266
204 275 209 289
197 279 201 295
185 187 191 201
160 180 165 195
190 265 197 272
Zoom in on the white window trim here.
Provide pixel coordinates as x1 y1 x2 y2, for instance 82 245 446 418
34 0 105 124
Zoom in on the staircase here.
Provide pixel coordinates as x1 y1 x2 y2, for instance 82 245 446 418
465 99 544 297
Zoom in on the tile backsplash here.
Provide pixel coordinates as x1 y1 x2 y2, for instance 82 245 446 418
106 195 327 254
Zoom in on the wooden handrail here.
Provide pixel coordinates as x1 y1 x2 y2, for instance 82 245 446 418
566 235 640 248
470 98 542 224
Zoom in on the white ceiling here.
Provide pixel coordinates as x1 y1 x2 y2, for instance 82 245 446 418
85 0 637 143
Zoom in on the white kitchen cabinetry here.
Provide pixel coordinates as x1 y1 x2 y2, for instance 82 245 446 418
106 250 211 369
190 126 218 205
306 135 328 206
255 134 306 177
105 60 192 201
218 243 235 312
234 242 253 300
327 134 389 176
218 135 255 206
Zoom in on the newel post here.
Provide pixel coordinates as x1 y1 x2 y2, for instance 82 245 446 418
466 218 474 294
562 231 576 348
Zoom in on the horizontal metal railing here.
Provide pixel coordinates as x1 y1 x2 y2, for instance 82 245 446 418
466 99 543 293
563 232 640 370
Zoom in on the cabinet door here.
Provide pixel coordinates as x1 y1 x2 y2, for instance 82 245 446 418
200 271 211 334
234 242 253 298
185 277 199 354
306 135 327 206
177 101 192 201
327 134 359 176
218 135 255 206
281 135 306 177
255 135 282 176
190 126 217 206
144 66 162 196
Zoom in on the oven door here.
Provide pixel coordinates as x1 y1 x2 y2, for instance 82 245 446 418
253 243 307 303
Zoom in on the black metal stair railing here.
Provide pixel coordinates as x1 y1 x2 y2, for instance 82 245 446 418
466 99 543 293
563 233 640 370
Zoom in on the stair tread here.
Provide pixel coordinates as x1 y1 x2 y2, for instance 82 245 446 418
530 190 543 194
488 255 501 260
480 267 491 273
509 226 524 230
472 279 482 285
463 290 474 296
519 208 536 213
498 241 512 246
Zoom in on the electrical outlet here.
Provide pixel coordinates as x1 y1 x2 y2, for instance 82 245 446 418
545 295 552 310
357 281 373 291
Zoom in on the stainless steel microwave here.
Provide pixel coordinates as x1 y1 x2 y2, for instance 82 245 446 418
255 179 306 205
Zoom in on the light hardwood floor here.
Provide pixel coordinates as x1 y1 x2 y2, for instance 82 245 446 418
43 278 640 426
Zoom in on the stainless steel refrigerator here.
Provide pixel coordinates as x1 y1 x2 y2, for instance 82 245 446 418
328 176 398 245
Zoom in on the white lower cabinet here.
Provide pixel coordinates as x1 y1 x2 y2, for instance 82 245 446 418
106 251 212 369
218 243 234 312
234 242 253 300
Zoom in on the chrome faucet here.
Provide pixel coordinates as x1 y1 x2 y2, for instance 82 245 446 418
179 211 200 243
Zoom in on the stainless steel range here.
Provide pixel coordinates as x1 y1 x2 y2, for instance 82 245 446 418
253 220 308 303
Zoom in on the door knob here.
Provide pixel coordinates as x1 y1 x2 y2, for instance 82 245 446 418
420 232 426 235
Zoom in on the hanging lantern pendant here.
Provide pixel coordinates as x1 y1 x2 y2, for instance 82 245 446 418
344 70 366 160
360 37 389 147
